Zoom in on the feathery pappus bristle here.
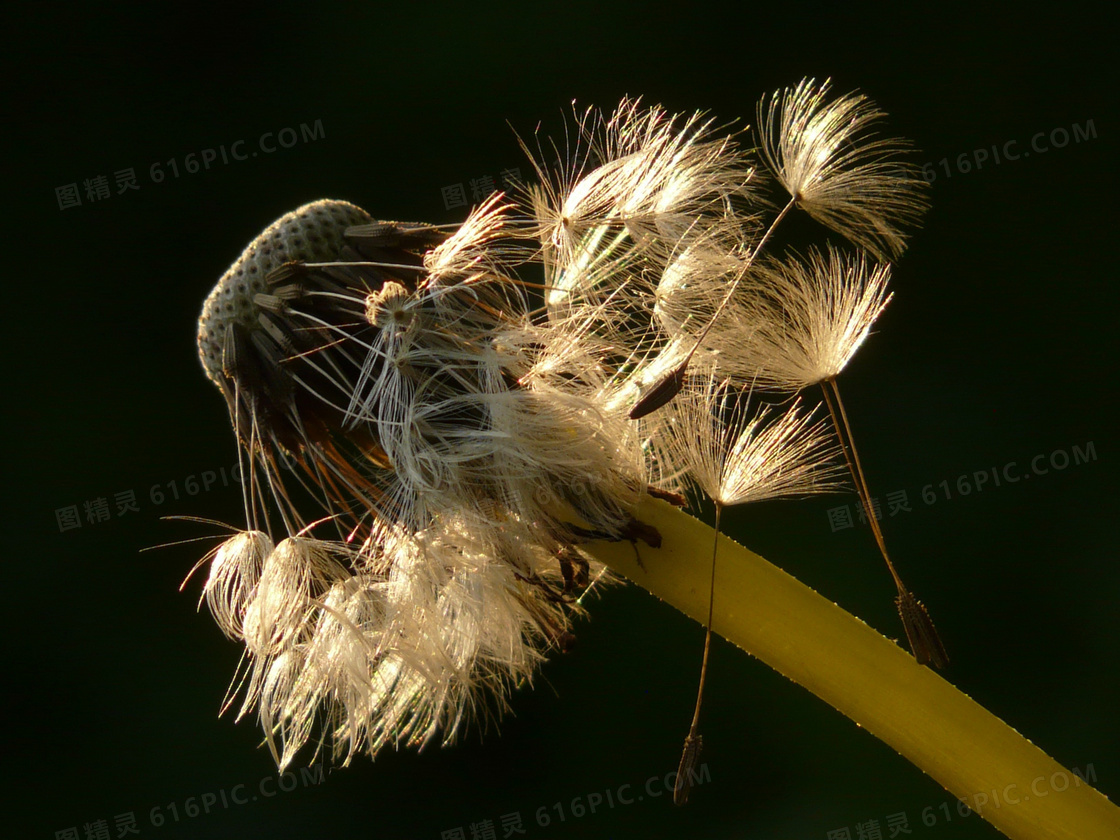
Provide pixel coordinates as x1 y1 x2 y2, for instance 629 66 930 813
659 368 843 507
756 78 929 259
732 246 894 391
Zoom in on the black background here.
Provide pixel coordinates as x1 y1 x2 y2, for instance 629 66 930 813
9 3 1117 839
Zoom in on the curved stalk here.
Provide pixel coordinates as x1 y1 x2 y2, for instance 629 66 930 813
585 496 1119 840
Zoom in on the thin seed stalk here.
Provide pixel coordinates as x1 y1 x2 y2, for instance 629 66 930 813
821 377 948 669
674 501 722 806
584 496 1120 840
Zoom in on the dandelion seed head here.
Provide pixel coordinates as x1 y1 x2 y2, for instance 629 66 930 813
190 80 928 769
194 194 653 768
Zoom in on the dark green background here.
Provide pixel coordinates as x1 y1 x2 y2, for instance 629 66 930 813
9 3 1116 839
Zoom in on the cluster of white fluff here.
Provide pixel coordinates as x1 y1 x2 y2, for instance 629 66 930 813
191 78 927 768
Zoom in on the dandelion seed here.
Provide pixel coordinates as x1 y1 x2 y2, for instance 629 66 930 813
757 77 929 259
820 377 949 668
674 732 704 806
661 370 841 804
733 246 894 392
201 529 272 640
634 78 928 412
661 371 842 508
721 247 946 666
242 537 350 656
629 198 798 419
522 98 754 275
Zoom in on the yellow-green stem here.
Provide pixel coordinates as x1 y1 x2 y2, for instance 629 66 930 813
584 496 1118 840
